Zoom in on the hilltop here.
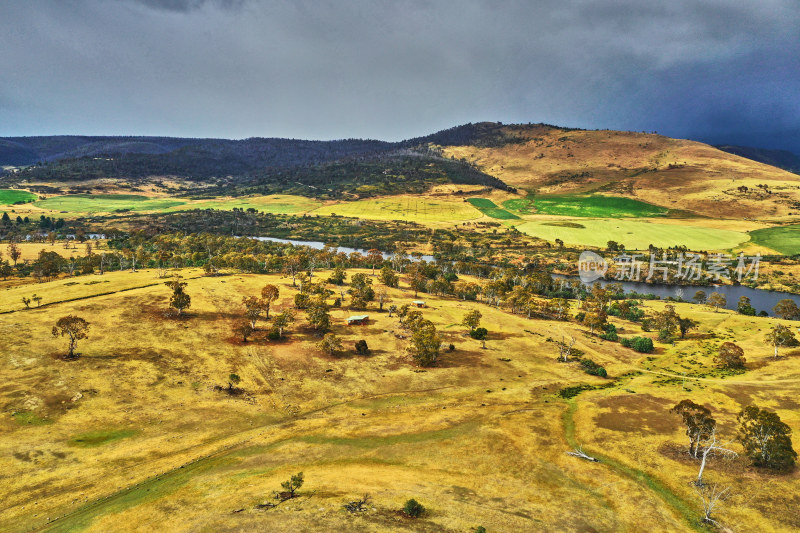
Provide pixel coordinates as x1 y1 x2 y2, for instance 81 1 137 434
431 123 800 220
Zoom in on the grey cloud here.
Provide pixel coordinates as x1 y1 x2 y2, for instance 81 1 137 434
1 0 798 151
129 0 244 12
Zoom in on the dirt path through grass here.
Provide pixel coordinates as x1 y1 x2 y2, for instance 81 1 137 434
562 398 705 532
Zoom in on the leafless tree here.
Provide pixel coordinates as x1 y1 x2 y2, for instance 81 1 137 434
694 483 730 526
559 335 576 362
695 429 737 486
343 493 371 513
566 445 599 462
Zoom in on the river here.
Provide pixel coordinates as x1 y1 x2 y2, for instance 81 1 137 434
247 236 797 315
245 236 435 262
557 276 800 315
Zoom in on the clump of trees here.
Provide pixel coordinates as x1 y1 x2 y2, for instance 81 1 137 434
737 296 756 316
737 405 797 472
305 296 331 333
52 315 90 359
349 272 375 310
398 307 442 367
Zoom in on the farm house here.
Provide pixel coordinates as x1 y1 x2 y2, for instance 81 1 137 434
346 315 369 325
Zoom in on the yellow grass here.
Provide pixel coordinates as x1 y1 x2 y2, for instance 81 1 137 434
311 196 484 223
1 270 799 532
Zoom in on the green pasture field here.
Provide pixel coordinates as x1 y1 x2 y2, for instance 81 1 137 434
517 218 748 250
502 197 535 214
749 224 800 255
35 194 185 213
532 195 668 217
467 198 520 220
0 189 37 205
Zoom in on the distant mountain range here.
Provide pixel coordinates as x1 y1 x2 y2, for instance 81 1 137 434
715 145 800 173
2 123 799 214
3 123 798 174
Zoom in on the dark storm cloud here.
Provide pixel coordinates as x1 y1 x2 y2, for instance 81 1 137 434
131 0 244 12
1 0 798 151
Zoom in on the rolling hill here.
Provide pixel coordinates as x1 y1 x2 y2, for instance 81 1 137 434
4 123 800 220
430 123 800 220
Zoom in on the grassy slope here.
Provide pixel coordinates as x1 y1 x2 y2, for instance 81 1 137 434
438 126 800 221
530 195 668 218
1 269 799 532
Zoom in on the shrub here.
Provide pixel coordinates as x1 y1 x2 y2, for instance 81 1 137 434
354 339 369 355
580 358 608 378
622 336 654 353
632 336 654 353
599 330 618 341
448 343 455 351
403 499 425 518
470 327 488 340
266 329 281 341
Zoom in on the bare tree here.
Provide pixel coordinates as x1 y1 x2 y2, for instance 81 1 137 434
695 428 737 486
566 445 599 462
694 483 730 526
558 335 576 362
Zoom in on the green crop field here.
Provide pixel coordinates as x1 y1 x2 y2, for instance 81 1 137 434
502 197 535 214
517 218 748 250
0 189 37 205
749 224 800 255
467 198 520 219
313 197 482 222
532 195 669 217
35 194 186 213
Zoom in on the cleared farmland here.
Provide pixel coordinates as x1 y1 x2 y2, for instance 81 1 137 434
517 218 749 250
312 197 483 223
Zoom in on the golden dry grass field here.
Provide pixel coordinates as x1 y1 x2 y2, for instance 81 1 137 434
1 268 799 532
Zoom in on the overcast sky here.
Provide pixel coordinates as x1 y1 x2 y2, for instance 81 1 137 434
2 0 798 151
